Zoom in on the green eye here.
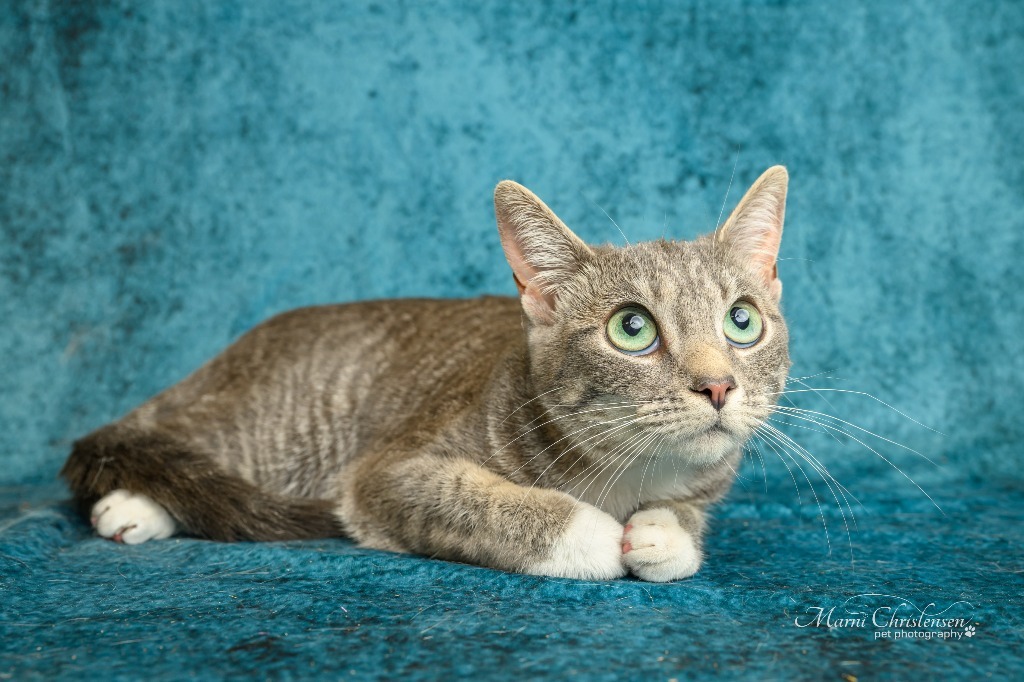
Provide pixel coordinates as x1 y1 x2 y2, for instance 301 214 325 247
723 302 763 348
607 307 659 355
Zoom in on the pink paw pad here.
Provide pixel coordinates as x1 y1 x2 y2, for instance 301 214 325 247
111 525 136 544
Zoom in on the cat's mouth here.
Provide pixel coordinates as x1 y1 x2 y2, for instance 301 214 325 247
704 421 730 435
696 420 741 446
632 399 757 461
642 409 729 434
664 423 743 465
644 409 755 463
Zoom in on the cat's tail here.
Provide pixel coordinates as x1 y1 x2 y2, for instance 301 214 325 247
60 424 342 541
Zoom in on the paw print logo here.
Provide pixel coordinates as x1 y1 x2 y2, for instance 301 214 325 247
964 625 976 638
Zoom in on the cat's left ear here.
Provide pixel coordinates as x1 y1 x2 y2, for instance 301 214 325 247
717 165 788 299
494 180 594 324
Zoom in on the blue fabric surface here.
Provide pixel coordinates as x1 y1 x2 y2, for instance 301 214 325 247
2 0 1022 679
3 483 1022 679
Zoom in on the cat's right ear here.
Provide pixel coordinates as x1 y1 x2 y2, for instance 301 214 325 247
494 181 593 324
716 165 788 300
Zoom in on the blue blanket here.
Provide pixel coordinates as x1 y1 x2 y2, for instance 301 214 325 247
2 1 1022 678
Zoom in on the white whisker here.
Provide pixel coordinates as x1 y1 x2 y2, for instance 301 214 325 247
743 439 770 493
754 427 834 556
498 386 564 426
761 423 861 522
766 389 944 436
759 425 855 559
768 410 944 515
480 401 649 467
770 405 940 467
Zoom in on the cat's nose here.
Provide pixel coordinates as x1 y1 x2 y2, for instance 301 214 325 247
692 377 736 411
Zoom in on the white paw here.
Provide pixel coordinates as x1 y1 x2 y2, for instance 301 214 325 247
527 505 627 580
622 508 702 582
91 489 177 545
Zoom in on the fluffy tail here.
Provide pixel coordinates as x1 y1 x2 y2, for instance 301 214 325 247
60 424 342 541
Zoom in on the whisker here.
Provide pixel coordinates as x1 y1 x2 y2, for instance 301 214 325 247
768 411 944 514
761 423 861 524
752 433 804 508
518 399 654 431
767 389 944 436
771 411 837 440
759 425 855 559
561 426 658 525
762 422 863 509
754 427 834 556
548 407 679 493
511 414 650 500
572 423 664 508
633 433 664 508
480 401 648 466
770 405 940 467
713 154 739 237
549 426 639 493
585 195 631 246
568 424 656 501
506 412 645 479
510 419 648 529
787 377 840 413
743 439 770 493
513 410 672 529
785 368 841 384
498 386 564 426
593 430 665 513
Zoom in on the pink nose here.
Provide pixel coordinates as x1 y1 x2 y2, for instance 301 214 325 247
694 378 735 411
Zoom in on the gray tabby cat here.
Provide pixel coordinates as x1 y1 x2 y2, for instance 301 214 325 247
62 166 790 582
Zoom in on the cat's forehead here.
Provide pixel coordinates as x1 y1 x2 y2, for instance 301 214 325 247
585 237 755 308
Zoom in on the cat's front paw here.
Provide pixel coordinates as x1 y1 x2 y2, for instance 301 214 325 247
91 489 177 544
622 508 702 582
527 505 628 581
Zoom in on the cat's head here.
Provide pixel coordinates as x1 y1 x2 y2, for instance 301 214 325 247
494 167 791 465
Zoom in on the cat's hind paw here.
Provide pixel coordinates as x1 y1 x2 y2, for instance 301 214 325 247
527 505 628 581
622 508 702 582
91 489 177 544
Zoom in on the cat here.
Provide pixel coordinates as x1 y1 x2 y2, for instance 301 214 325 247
61 166 790 582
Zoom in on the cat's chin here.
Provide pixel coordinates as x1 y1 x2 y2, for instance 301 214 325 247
672 425 745 466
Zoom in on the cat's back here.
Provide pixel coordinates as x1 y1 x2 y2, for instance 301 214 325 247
247 295 525 379
129 296 525 446
118 296 526 496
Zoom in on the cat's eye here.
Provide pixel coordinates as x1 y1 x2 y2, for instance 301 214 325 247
723 302 763 348
606 307 660 355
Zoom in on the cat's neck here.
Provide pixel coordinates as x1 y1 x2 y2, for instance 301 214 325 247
482 352 679 519
481 348 736 521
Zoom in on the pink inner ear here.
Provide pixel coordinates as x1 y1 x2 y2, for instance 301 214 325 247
499 228 558 319
503 243 539 292
519 285 556 324
717 166 787 293
726 215 783 291
754 251 781 295
494 180 595 322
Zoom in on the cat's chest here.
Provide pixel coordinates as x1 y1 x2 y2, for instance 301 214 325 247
566 456 703 522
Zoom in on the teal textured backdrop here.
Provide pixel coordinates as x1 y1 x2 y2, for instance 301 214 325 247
4 0 1022 487
2 1 1022 679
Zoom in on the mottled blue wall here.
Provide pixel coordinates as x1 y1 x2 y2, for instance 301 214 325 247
3 0 1022 489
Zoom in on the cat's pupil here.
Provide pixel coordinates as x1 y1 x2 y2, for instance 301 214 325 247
731 307 750 330
622 314 645 337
